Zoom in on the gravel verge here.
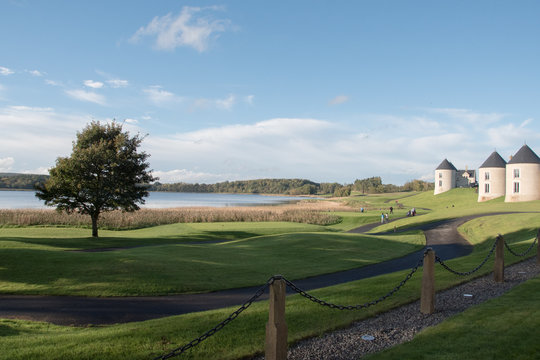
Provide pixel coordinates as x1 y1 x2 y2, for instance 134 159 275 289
258 257 540 360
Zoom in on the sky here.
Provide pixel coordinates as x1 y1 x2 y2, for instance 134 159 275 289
1 0 539 185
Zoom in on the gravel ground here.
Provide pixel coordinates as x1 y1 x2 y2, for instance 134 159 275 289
256 257 540 360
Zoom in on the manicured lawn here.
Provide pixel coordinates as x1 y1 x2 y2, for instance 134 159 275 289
0 223 424 296
0 189 539 359
365 275 540 360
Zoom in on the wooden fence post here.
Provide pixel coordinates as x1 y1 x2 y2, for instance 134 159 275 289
494 234 504 283
420 248 435 314
537 229 540 265
265 276 287 360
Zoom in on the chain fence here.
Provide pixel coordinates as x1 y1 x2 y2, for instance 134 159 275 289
154 279 273 360
155 250 427 359
435 235 499 276
284 251 425 310
155 231 538 359
504 236 538 257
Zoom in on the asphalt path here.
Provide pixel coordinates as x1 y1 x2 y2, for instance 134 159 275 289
0 213 505 326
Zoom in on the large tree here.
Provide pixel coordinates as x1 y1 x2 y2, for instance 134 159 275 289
36 121 156 237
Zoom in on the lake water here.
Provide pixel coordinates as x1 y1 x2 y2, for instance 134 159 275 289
0 190 308 209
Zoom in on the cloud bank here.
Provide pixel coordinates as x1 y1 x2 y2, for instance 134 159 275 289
130 6 230 52
1 105 538 185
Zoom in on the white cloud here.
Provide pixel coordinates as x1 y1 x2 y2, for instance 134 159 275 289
143 85 182 105
124 118 138 124
0 105 92 172
427 107 505 124
84 80 104 89
107 79 129 88
142 109 540 184
192 94 244 110
45 79 62 86
244 95 255 105
130 6 230 52
26 69 44 77
65 89 106 105
0 66 14 76
22 167 50 175
0 157 15 172
216 94 235 110
152 169 232 183
329 95 350 105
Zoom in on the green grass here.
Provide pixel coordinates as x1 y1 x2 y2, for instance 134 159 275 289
0 223 424 296
0 248 536 360
1 189 539 359
365 275 540 360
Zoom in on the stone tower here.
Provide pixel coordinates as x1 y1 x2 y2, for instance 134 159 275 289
505 145 540 202
478 151 506 202
434 159 457 195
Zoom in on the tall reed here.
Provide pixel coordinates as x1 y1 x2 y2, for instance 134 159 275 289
0 201 349 229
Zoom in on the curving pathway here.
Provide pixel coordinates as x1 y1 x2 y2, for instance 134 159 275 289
0 213 506 326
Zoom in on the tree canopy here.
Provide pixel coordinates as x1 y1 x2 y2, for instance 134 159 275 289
35 121 156 237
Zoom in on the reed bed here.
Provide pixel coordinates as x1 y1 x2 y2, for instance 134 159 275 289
0 201 350 229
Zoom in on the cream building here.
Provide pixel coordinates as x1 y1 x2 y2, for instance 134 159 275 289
434 159 457 195
478 151 506 202
504 145 540 202
434 159 476 195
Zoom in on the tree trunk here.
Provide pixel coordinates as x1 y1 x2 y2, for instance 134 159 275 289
91 213 99 237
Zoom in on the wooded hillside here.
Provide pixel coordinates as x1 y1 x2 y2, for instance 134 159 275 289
0 173 50 190
1 173 433 195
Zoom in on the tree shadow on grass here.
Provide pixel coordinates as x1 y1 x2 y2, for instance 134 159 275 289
0 231 260 251
0 324 21 337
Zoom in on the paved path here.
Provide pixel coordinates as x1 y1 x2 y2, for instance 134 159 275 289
0 213 504 326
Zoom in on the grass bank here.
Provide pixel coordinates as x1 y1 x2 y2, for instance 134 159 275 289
366 274 540 360
0 223 424 296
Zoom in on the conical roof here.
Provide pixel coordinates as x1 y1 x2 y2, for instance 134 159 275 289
436 159 457 170
479 151 506 168
508 145 540 164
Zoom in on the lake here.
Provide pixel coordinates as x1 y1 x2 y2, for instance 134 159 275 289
0 190 309 209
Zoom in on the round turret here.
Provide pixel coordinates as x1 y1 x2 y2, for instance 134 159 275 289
505 145 540 202
478 151 506 202
434 159 457 195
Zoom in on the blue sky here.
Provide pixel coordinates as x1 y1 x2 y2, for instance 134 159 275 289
1 1 539 185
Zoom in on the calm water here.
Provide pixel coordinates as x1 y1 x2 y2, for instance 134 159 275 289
0 190 307 209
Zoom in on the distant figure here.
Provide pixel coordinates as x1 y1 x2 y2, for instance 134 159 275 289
412 208 416 216
360 207 364 213
385 213 389 223
381 213 385 224
389 206 393 214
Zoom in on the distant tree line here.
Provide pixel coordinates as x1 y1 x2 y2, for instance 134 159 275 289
149 178 344 195
2 173 433 196
150 177 433 196
0 173 50 190
352 177 434 194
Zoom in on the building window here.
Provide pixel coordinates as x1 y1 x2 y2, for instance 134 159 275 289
439 172 442 178
514 168 520 178
513 182 520 193
439 180 442 187
485 183 490 193
484 172 490 180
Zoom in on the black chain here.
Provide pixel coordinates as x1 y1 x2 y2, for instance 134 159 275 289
284 253 425 311
436 236 499 276
504 236 538 257
154 278 273 360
